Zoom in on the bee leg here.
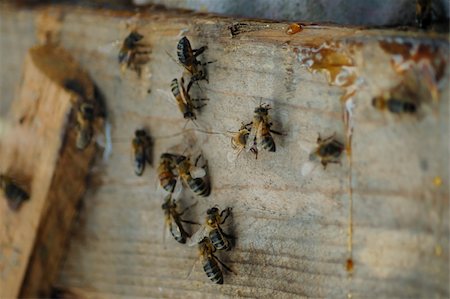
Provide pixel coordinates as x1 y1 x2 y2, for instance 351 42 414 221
180 219 200 225
201 60 216 66
193 46 207 57
213 255 235 274
219 207 232 224
269 129 283 136
192 98 208 110
320 132 337 144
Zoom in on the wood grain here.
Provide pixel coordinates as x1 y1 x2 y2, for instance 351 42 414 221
0 43 99 298
0 3 449 298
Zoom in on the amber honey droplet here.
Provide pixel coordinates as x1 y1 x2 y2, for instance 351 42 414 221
286 23 303 35
346 258 354 272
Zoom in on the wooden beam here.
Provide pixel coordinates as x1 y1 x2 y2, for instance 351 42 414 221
0 44 99 298
0 3 449 298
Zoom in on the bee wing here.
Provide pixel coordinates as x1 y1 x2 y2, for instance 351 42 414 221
172 176 184 202
97 40 121 55
300 161 319 177
255 121 266 152
186 226 209 247
155 88 180 109
245 124 257 153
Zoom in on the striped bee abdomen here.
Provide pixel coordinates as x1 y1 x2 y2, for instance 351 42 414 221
170 222 187 244
260 135 276 152
187 177 210 197
210 229 230 251
177 37 193 65
203 258 223 284
170 79 180 97
159 171 177 192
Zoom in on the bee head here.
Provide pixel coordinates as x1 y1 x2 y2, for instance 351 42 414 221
183 111 196 120
207 207 218 214
254 104 270 115
135 129 146 138
124 31 143 49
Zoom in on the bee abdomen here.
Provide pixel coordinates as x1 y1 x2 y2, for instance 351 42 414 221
4 184 29 210
177 37 192 65
188 178 210 197
387 99 417 114
170 79 180 97
170 223 187 244
134 152 146 176
261 135 276 152
203 259 223 284
210 230 229 251
159 172 177 192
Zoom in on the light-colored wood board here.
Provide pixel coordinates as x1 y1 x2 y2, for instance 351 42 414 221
0 44 99 298
0 4 449 299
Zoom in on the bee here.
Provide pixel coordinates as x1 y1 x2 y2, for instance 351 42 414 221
245 103 282 157
372 96 417 114
197 237 233 284
175 154 210 197
132 129 153 176
0 174 30 211
228 123 258 162
170 77 208 121
75 101 95 150
188 207 233 251
177 36 211 92
157 153 179 193
309 133 344 169
118 31 150 74
161 194 197 244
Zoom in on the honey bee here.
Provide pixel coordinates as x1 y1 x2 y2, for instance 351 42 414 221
170 77 208 121
132 129 153 176
309 133 344 169
161 193 197 244
228 123 258 162
372 96 417 114
245 103 282 157
197 237 233 284
175 154 210 197
157 153 179 193
118 31 150 74
188 207 233 251
177 36 211 92
0 174 30 210
75 101 95 150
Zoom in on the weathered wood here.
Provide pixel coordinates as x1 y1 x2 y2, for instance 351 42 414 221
0 3 449 298
0 43 99 298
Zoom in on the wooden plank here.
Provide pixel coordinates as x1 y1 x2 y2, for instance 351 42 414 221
0 43 99 298
1 3 449 298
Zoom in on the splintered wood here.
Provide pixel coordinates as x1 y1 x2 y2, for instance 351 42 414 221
0 3 449 299
0 44 98 298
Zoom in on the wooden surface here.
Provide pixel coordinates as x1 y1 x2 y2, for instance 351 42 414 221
0 3 449 298
0 45 98 298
